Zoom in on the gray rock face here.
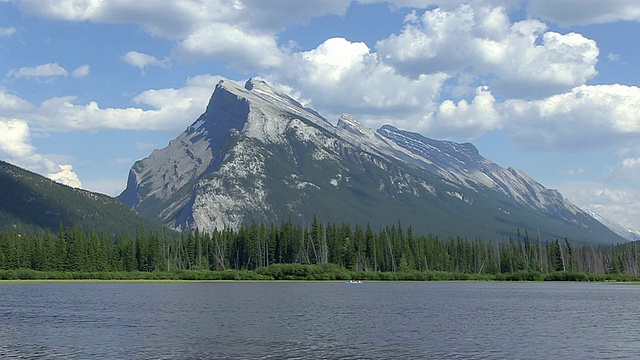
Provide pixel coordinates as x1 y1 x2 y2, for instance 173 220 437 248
119 78 625 244
376 125 584 223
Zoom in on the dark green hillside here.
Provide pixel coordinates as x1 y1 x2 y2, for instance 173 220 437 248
0 160 167 236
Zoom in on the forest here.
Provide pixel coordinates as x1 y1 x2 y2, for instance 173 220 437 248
1 217 639 281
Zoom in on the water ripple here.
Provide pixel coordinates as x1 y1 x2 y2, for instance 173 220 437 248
1 282 639 359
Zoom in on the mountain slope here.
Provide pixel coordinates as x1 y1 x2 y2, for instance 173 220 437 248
376 125 589 225
119 78 625 244
586 210 639 241
0 160 166 236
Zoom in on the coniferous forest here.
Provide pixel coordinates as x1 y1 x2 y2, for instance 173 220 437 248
1 217 639 281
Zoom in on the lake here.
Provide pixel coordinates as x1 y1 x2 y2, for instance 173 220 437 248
1 281 639 359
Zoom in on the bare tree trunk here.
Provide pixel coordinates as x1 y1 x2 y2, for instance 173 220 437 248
383 229 396 272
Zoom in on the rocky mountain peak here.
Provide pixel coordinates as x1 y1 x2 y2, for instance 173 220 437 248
336 113 376 138
119 78 625 244
244 77 269 91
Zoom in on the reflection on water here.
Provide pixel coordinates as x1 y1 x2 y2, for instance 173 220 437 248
1 282 639 359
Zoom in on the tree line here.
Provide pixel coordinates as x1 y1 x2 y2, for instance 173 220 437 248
1 218 638 277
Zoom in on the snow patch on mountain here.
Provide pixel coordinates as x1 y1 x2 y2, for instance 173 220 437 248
330 174 345 187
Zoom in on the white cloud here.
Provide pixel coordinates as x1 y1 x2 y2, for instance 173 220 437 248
613 157 640 182
622 157 640 170
15 0 104 22
72 64 90 78
122 51 170 74
7 62 68 80
271 37 449 129
528 0 640 26
562 166 586 176
560 184 640 231
607 53 621 62
376 4 599 98
0 119 34 158
172 23 284 70
15 0 351 36
424 85 502 139
1 74 220 133
360 0 522 10
48 164 82 188
7 63 89 80
0 27 16 37
382 81 640 145
0 88 33 114
14 0 350 71
0 118 82 188
29 74 221 132
503 84 640 150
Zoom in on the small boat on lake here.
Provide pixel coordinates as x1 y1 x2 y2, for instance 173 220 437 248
345 280 363 284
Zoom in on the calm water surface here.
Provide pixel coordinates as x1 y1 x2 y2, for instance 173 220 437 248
1 281 639 359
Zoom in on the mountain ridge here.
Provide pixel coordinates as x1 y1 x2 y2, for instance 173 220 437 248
0 160 167 236
118 78 625 244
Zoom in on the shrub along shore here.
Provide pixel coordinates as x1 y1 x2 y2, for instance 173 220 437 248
1 263 638 282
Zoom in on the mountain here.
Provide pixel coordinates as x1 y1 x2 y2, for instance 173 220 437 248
119 78 625 244
0 160 166 236
585 210 639 241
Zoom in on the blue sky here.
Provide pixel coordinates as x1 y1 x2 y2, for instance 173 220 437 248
0 0 639 232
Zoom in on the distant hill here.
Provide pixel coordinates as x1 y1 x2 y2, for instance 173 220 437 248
0 160 167 236
119 78 625 245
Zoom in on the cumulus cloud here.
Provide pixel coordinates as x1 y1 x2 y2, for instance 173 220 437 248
0 119 34 158
503 84 640 150
622 157 640 170
0 27 16 37
7 62 68 80
48 164 82 188
271 37 448 129
0 88 33 114
360 0 522 10
562 166 586 176
5 1 633 149
13 0 350 70
424 85 502 139
172 23 284 70
15 0 350 35
7 63 90 81
122 51 170 74
376 4 598 98
612 157 640 182
28 74 221 132
0 119 82 188
402 82 640 144
0 74 220 133
560 184 640 231
528 0 640 26
0 72 221 133
72 64 90 78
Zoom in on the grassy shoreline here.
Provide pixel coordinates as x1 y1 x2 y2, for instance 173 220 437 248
1 264 639 283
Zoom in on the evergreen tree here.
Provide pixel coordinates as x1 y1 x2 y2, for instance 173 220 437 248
553 239 565 272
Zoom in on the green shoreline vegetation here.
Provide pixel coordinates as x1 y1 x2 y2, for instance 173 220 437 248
2 218 640 282
0 265 638 282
